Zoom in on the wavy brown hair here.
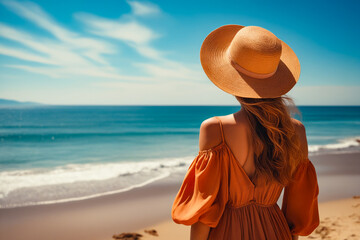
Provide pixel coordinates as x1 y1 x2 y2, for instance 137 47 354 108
235 95 306 186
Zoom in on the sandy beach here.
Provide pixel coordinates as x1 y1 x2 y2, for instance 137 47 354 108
1 151 359 240
135 196 360 240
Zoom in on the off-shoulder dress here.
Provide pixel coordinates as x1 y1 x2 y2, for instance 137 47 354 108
171 117 320 239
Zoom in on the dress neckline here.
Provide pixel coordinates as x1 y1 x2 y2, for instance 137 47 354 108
223 142 257 187
217 116 256 187
199 140 256 187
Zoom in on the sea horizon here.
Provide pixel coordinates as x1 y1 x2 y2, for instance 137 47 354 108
1 97 360 107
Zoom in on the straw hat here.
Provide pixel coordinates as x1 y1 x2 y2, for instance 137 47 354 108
200 24 300 98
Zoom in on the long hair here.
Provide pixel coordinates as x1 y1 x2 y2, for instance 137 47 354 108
235 95 306 186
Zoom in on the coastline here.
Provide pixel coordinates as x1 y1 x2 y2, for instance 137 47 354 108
1 151 360 240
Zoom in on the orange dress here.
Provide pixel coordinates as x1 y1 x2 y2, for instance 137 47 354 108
171 118 320 239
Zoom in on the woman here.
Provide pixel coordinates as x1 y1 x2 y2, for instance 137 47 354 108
171 25 320 239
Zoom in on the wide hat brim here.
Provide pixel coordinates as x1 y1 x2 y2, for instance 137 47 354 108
200 24 301 98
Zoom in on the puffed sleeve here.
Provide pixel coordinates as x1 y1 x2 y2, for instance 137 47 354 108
171 145 229 228
281 158 320 236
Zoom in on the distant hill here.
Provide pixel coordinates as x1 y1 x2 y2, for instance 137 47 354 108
0 98 42 106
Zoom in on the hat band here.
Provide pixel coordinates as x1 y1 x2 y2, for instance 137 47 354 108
229 58 278 79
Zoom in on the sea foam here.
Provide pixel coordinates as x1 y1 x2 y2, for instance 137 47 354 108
1 136 359 209
0 156 192 208
308 136 360 155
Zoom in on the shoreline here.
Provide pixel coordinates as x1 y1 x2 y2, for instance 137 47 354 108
1 146 359 209
0 173 183 240
1 151 360 240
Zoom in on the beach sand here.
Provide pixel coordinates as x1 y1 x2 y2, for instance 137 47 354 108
300 197 360 240
136 196 360 240
0 151 359 240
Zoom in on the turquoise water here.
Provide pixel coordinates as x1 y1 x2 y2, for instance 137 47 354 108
0 105 359 208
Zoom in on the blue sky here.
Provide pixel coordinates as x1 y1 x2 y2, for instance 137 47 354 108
0 0 359 105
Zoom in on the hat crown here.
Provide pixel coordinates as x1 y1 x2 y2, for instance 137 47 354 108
227 26 282 76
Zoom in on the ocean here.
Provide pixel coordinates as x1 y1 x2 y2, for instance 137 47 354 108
0 105 359 208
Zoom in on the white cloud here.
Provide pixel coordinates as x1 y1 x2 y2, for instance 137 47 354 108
127 43 164 60
74 12 165 63
0 45 54 65
0 1 157 82
0 23 93 67
126 0 161 16
1 0 113 63
5 64 154 82
75 13 160 45
133 61 203 81
75 9 203 82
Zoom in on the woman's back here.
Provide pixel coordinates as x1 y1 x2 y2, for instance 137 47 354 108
172 111 319 239
200 110 308 182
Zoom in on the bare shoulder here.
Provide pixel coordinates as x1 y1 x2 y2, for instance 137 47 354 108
291 118 308 158
291 118 306 136
199 117 223 151
291 118 304 128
